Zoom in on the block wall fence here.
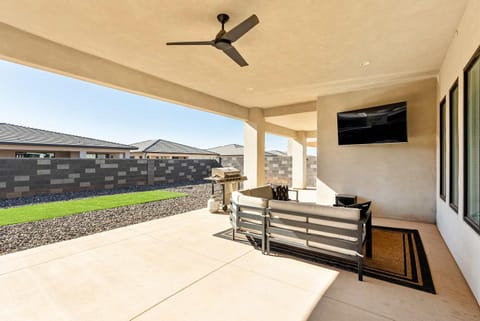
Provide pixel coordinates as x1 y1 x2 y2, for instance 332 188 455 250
0 158 219 199
220 155 317 187
0 156 317 199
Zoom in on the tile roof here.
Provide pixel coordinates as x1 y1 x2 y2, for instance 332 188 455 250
131 139 218 155
0 123 135 149
268 150 288 156
207 144 245 156
207 144 278 156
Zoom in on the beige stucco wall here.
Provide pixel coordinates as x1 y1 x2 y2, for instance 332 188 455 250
316 78 437 223
55 151 71 158
0 150 15 157
436 0 480 304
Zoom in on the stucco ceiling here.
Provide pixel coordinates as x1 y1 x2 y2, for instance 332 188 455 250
0 0 467 110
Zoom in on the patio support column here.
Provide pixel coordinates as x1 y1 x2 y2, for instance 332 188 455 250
289 131 307 189
244 108 265 188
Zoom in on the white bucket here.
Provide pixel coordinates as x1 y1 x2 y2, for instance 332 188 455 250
207 196 220 213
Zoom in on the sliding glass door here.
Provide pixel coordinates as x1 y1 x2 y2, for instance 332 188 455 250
464 49 480 232
440 99 447 200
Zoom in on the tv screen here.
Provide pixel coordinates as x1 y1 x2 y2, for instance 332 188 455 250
337 102 407 145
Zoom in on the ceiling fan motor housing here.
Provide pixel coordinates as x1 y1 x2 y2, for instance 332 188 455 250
214 39 231 50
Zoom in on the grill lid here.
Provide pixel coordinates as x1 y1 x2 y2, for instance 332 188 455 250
211 167 241 178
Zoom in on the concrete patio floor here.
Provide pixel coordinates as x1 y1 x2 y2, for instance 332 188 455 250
0 208 479 321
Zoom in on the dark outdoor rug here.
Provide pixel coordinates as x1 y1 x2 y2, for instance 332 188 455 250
214 226 436 294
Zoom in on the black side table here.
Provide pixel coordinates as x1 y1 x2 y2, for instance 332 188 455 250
335 194 357 206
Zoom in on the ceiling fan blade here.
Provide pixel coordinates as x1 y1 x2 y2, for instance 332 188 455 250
166 41 213 46
223 46 248 67
224 15 259 42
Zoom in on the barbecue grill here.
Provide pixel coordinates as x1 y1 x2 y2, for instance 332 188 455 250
204 167 247 211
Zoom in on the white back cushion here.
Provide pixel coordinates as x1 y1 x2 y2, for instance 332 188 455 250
239 185 273 200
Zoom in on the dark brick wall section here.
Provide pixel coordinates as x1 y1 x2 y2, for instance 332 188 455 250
219 156 244 173
307 156 317 187
220 155 317 187
0 158 220 199
152 159 217 185
265 156 291 185
0 156 314 199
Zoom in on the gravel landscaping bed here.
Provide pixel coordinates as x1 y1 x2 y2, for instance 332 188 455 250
0 183 222 255
0 180 212 208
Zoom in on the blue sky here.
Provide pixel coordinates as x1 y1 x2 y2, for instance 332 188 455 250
0 60 288 151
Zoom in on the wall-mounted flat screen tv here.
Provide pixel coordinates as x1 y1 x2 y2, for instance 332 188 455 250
337 101 407 145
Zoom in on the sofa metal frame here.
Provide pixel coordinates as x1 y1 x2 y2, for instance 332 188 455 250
267 206 372 281
231 199 372 281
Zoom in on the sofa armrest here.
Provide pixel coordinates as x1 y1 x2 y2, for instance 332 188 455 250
358 210 372 258
231 200 268 215
359 210 372 224
230 199 267 254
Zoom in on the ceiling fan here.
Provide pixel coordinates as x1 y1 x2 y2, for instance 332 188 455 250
166 13 259 67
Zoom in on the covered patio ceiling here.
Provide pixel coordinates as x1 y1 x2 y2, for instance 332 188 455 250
0 0 468 133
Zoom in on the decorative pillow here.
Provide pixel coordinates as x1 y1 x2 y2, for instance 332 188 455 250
271 186 278 200
275 185 290 201
347 201 372 215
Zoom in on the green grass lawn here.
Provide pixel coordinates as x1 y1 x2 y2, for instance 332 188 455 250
0 190 186 226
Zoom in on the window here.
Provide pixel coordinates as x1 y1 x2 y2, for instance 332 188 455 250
15 152 54 158
439 98 447 200
464 47 480 233
449 81 459 211
86 153 110 159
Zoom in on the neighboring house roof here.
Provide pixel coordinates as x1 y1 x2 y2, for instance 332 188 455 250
268 150 288 156
0 123 135 150
131 139 218 155
207 144 245 156
207 144 278 156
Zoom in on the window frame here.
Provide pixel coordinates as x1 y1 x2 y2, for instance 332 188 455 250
449 79 459 212
439 97 447 201
463 46 480 235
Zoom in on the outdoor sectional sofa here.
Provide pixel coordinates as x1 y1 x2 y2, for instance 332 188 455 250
230 185 372 281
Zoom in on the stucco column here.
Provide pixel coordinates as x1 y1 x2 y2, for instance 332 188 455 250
243 108 265 188
288 131 307 189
